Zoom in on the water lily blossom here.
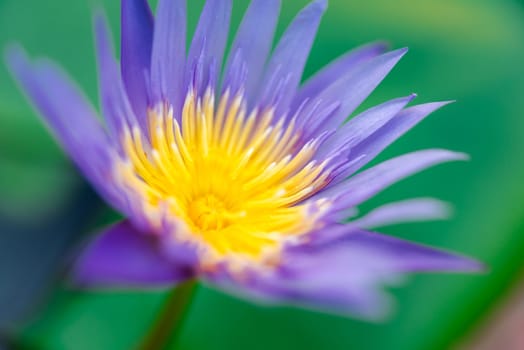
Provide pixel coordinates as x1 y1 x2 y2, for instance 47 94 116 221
6 0 482 319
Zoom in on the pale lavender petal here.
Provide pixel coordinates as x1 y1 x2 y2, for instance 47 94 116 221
94 13 137 138
338 101 453 179
299 48 408 138
318 229 485 272
121 0 153 125
207 226 481 319
290 228 481 311
323 149 468 216
205 256 396 320
258 0 327 116
352 198 452 229
316 94 416 160
5 45 127 213
186 0 232 96
278 228 482 309
222 0 280 102
292 41 388 112
150 0 186 115
73 221 195 287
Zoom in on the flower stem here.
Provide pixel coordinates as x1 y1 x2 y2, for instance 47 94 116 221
137 279 197 350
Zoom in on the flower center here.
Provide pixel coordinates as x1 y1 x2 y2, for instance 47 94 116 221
115 89 331 265
188 194 241 231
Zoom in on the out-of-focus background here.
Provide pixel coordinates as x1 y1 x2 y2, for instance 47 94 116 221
1 0 524 349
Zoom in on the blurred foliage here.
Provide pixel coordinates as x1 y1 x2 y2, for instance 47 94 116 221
1 0 524 349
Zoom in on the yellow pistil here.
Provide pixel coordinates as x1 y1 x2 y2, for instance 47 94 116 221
115 88 330 269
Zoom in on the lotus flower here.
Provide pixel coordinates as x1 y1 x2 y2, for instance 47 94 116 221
6 0 482 319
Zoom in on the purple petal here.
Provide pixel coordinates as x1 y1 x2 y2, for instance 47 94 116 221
121 0 154 126
352 198 452 229
299 48 408 138
339 101 453 179
323 149 468 215
292 41 389 112
150 0 186 114
207 226 482 320
5 45 127 213
94 13 137 137
73 221 195 288
186 0 232 96
316 94 416 160
319 229 485 273
222 0 280 102
258 0 327 116
206 258 396 320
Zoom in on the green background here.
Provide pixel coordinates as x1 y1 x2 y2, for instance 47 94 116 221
1 0 524 349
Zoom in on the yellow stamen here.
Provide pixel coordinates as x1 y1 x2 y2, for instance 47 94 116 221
115 91 330 269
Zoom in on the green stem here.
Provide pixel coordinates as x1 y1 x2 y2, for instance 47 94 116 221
137 279 197 350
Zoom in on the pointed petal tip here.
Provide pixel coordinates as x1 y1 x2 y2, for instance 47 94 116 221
4 44 32 85
92 7 109 27
92 5 105 19
385 47 408 63
412 197 454 219
425 252 486 274
477 261 490 274
384 93 417 109
432 100 455 108
385 93 417 108
431 199 454 218
450 256 487 274
430 149 470 162
313 0 328 11
303 0 327 15
452 151 471 161
384 46 408 58
418 198 454 219
407 99 455 117
392 93 417 105
93 10 110 37
4 43 26 66
407 92 417 101
377 47 408 65
121 0 154 26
